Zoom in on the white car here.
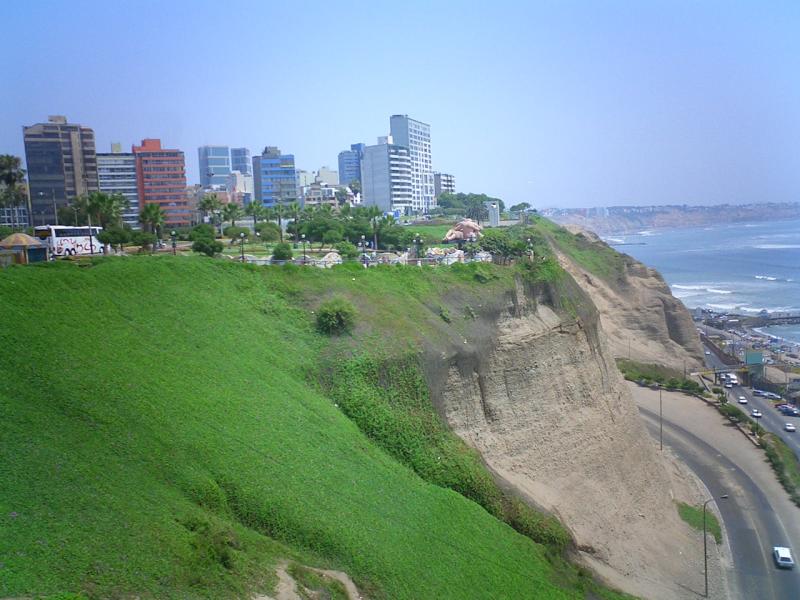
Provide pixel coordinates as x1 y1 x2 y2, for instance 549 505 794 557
705 350 711 355
751 409 763 418
724 383 733 389
785 423 797 433
738 396 748 404
773 546 795 569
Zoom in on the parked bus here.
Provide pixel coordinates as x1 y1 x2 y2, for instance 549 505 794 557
34 225 103 257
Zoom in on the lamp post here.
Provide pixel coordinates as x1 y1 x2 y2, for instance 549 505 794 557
170 230 177 255
361 235 367 268
301 233 307 265
703 494 728 597
239 231 246 262
414 236 421 266
659 384 663 452
527 237 533 260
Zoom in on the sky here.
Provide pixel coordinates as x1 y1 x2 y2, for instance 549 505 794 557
2 0 799 208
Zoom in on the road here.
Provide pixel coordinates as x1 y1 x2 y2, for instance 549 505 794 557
633 385 800 600
701 344 800 459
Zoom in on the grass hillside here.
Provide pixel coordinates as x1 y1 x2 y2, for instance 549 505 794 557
1 256 626 599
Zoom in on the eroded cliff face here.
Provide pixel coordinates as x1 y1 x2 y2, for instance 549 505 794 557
432 281 703 599
559 227 704 372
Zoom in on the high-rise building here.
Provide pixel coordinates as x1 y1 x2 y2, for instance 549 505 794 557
133 139 190 227
258 146 297 207
198 145 230 187
316 166 339 186
389 115 433 213
97 144 140 229
23 115 99 224
337 143 365 187
296 170 314 188
252 155 262 203
230 147 252 175
227 171 254 205
433 172 455 198
361 139 412 214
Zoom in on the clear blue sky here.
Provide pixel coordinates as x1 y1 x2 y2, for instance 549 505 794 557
2 0 799 208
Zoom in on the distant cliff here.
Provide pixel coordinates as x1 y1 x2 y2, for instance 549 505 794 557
552 225 704 372
544 202 800 234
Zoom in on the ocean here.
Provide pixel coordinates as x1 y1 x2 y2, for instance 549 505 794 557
602 218 800 344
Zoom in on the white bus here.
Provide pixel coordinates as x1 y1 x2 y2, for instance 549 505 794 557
34 225 104 257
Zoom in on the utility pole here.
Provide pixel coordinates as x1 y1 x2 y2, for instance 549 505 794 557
659 386 663 452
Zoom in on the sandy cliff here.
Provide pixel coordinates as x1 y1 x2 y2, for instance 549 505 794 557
429 278 708 599
558 227 704 373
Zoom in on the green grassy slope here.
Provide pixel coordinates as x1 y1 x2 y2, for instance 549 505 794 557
0 257 623 599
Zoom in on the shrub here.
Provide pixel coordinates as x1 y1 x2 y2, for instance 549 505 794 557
335 241 359 259
223 226 249 239
271 242 293 261
438 305 452 323
131 231 156 251
316 297 356 335
255 221 280 242
189 224 216 241
192 238 223 257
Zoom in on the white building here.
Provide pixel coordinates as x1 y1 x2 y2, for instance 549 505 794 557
316 166 339 186
227 170 254 205
97 143 140 229
361 138 412 214
390 115 434 213
300 182 338 208
434 172 455 198
296 170 314 187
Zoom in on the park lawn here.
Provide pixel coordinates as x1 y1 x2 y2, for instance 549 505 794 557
0 256 621 600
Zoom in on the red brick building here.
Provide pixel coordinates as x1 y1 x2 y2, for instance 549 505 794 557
132 139 190 227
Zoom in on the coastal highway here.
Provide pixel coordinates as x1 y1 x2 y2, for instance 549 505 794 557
702 344 800 458
635 394 800 600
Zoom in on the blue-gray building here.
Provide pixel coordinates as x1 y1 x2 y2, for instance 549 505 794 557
337 143 365 187
230 147 252 175
198 145 230 187
258 146 297 207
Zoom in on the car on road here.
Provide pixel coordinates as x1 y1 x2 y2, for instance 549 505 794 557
785 423 797 433
704 350 711 355
725 383 733 388
751 409 763 418
753 389 765 396
764 392 783 400
738 396 748 404
772 546 795 569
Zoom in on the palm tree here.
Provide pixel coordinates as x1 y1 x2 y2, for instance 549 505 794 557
139 203 166 240
222 203 242 228
244 202 265 230
198 193 221 229
273 203 284 243
286 202 300 241
364 205 382 251
0 155 27 230
78 191 125 228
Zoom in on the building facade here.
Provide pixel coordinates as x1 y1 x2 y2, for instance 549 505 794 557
300 182 338 209
258 146 297 207
230 147 251 175
316 166 339 186
227 171 254 205
361 140 412 214
433 172 455 198
389 115 433 213
97 145 140 229
337 143 365 186
133 139 190 227
198 145 230 188
23 115 99 225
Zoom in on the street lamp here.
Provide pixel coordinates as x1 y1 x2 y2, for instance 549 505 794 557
301 233 307 265
414 236 422 266
659 384 663 451
526 237 533 259
170 230 177 255
360 235 367 268
703 494 728 597
239 231 246 262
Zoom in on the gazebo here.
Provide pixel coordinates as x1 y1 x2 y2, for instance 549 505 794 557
0 233 48 265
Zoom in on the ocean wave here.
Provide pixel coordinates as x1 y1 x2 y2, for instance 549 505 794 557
672 284 733 294
637 230 657 236
603 237 624 244
753 244 800 250
755 275 778 281
706 303 743 311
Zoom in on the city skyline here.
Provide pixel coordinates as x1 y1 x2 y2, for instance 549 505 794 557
2 1 800 208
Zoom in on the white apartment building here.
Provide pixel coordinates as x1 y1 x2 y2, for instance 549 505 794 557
389 114 434 213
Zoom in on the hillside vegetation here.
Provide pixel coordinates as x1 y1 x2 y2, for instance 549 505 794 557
0 256 628 599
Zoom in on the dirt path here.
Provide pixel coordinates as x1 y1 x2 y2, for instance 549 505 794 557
253 560 363 600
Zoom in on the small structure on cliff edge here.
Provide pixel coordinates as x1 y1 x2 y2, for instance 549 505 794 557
443 219 483 243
